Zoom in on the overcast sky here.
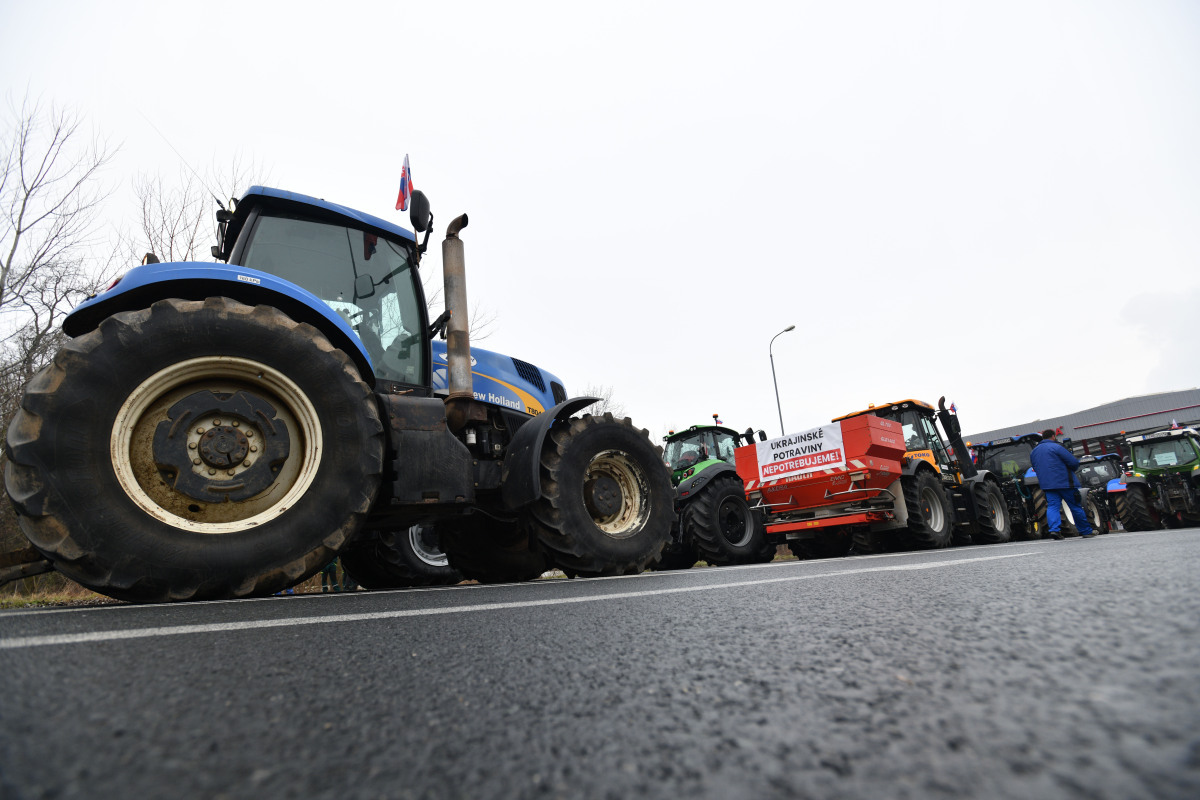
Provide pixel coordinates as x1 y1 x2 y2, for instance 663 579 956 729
3 0 1197 441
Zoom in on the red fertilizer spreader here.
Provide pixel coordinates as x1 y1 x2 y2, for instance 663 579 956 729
734 414 908 534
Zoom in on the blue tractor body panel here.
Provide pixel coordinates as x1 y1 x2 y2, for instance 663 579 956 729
431 339 563 417
239 186 417 244
62 262 378 382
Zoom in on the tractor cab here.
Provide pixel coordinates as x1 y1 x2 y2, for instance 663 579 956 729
835 399 959 476
217 186 431 390
1127 428 1200 474
1077 453 1123 489
974 434 1043 480
663 424 743 486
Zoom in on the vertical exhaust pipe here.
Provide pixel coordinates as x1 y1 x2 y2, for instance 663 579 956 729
442 214 472 431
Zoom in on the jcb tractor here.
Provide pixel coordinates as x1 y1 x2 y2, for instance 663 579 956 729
658 417 776 569
734 397 1010 557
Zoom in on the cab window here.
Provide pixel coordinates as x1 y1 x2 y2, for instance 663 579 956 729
241 213 425 385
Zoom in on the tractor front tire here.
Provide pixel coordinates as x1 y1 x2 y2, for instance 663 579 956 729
4 298 384 603
1082 494 1106 535
684 474 775 566
1116 484 1159 532
528 413 672 576
971 480 1012 544
902 471 954 548
340 525 463 589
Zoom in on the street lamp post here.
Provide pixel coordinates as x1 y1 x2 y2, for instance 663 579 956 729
770 325 796 437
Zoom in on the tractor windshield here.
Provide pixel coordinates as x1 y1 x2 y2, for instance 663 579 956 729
1131 437 1199 470
978 443 1034 478
1077 459 1121 485
663 429 738 470
241 213 425 385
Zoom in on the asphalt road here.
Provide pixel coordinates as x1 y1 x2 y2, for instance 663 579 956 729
2 529 1199 800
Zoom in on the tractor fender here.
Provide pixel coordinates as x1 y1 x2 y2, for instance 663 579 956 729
961 470 1001 520
1106 477 1127 494
501 397 600 510
675 462 739 505
901 456 941 478
62 262 376 385
1116 474 1147 489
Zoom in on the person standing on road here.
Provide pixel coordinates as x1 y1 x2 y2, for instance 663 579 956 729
1030 429 1095 540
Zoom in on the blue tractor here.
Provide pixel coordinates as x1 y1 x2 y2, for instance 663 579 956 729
4 185 673 601
972 433 1050 540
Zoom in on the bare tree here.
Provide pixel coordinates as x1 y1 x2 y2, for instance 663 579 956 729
0 98 117 591
581 383 626 418
1 97 113 316
128 155 264 264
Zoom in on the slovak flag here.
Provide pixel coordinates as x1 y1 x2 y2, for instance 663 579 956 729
395 154 412 211
950 402 957 414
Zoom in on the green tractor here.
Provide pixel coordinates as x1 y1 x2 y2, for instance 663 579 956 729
1115 427 1200 530
658 417 776 569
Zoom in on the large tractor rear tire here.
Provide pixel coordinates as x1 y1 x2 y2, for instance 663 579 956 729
340 525 463 589
684 474 775 566
1031 487 1048 539
902 470 954 548
3 298 384 603
439 516 550 584
1116 484 1159 531
971 480 1012 544
528 413 673 576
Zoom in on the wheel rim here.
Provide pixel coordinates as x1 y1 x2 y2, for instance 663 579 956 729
581 449 652 539
408 525 450 568
920 486 945 532
717 497 752 546
111 356 322 533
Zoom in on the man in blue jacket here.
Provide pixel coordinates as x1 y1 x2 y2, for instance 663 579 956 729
1029 429 1095 539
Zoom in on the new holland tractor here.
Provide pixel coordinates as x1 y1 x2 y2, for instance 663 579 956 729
657 417 775 569
735 398 1010 556
1075 453 1123 533
338 338 559 588
3 184 673 601
1113 427 1200 531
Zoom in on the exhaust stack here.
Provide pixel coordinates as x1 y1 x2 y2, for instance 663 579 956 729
442 214 472 431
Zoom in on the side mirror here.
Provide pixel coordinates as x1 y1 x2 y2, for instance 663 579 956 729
409 190 431 233
354 274 375 300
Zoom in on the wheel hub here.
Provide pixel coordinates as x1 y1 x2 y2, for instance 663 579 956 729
198 425 249 468
719 500 749 545
152 389 291 503
584 473 623 518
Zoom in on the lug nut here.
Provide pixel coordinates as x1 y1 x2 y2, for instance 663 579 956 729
188 442 197 450
193 458 201 465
